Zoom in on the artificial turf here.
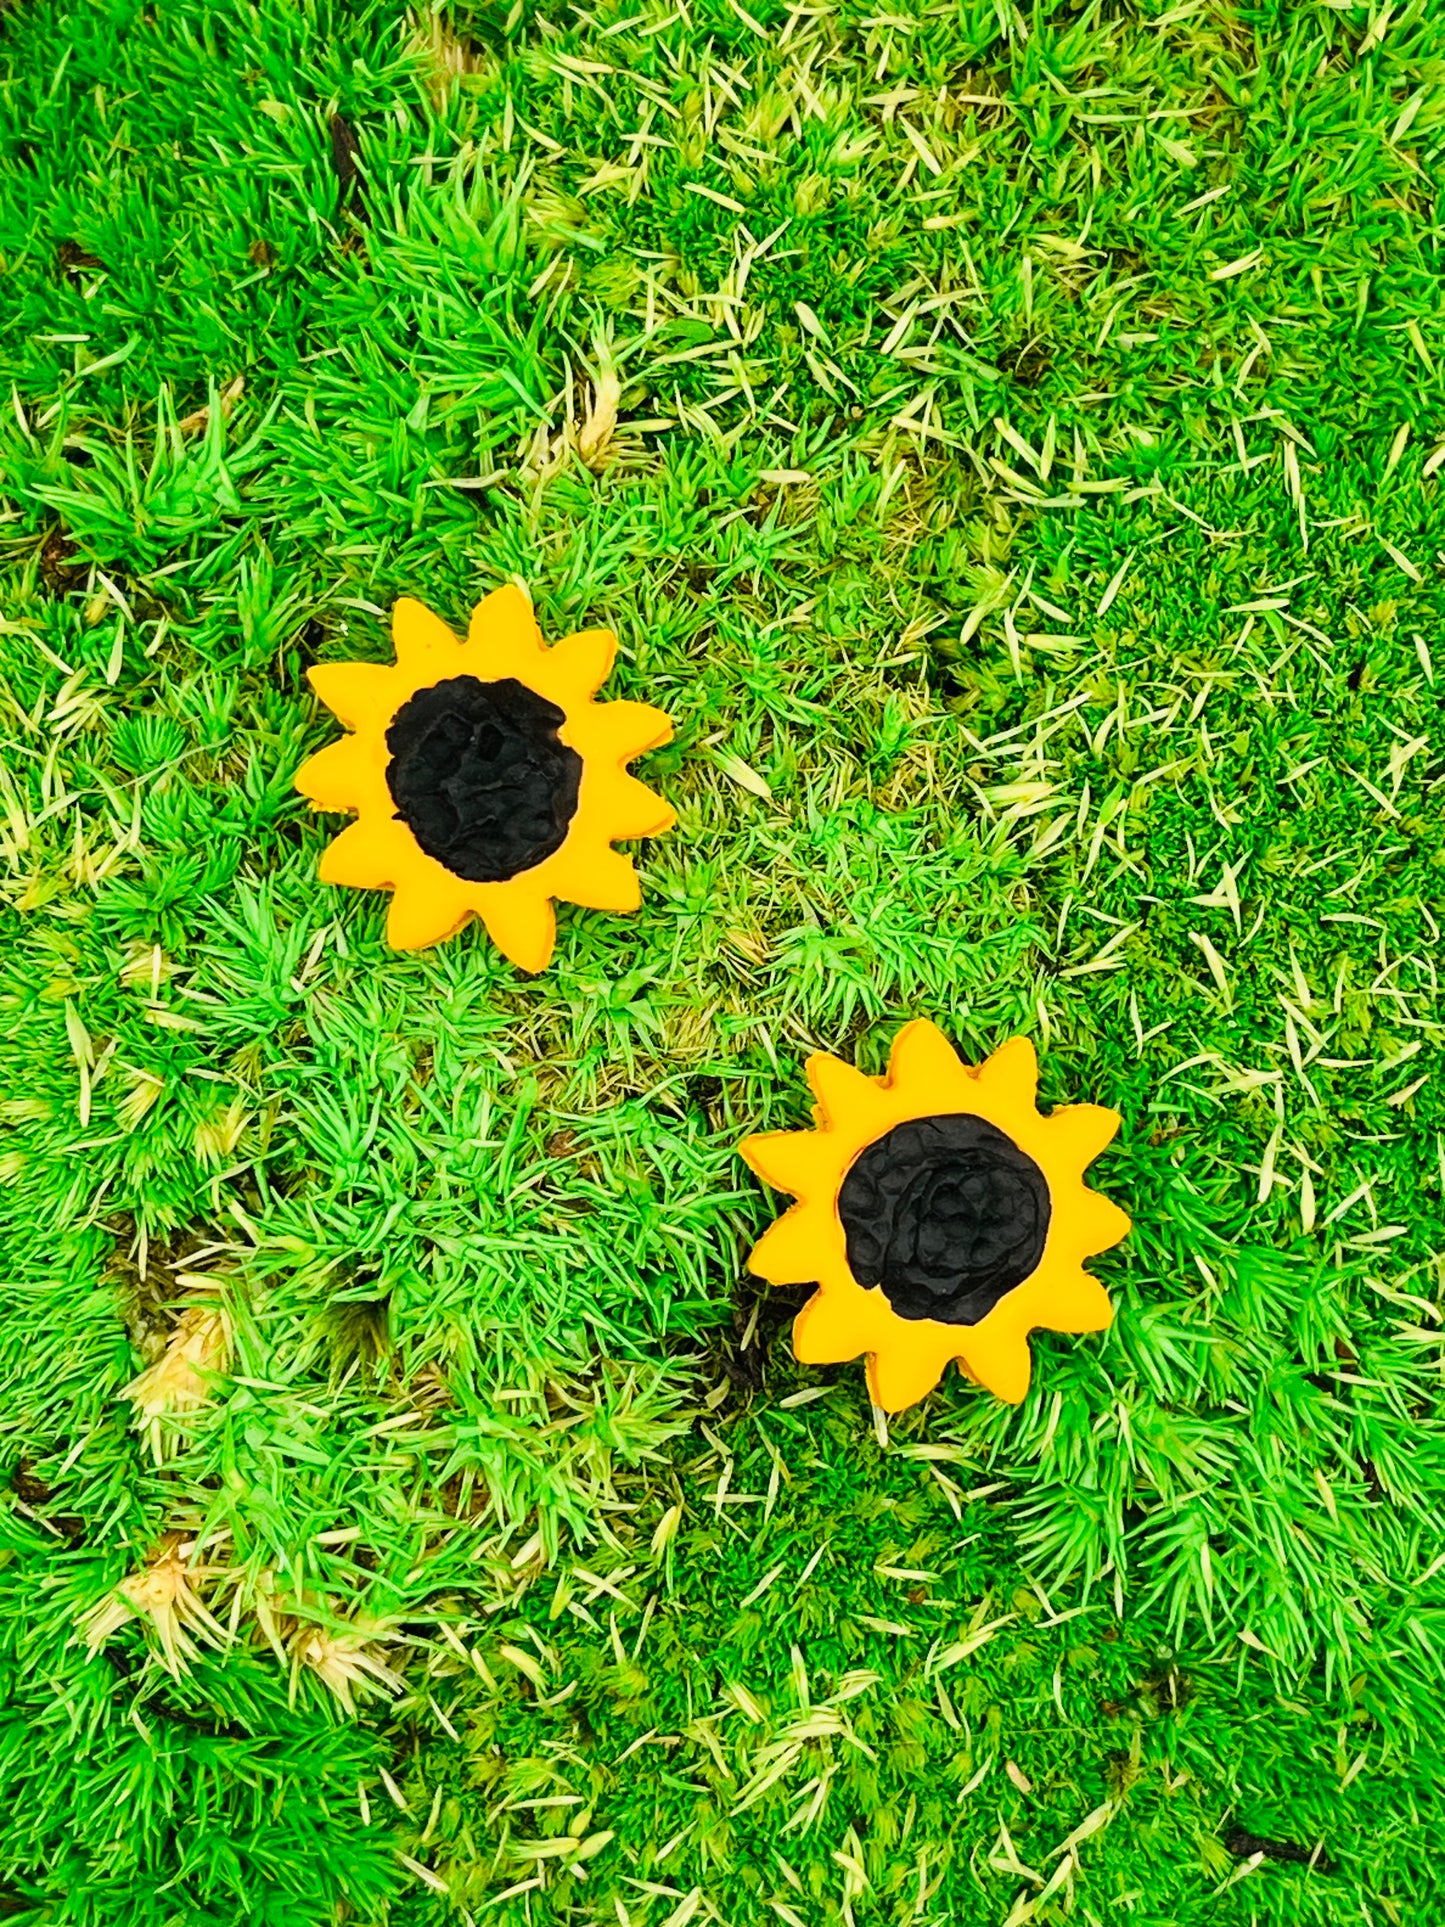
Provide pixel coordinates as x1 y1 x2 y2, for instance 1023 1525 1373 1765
2 0 1444 1920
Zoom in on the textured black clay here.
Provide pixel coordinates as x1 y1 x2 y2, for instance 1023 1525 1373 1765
838 1113 1051 1326
385 675 582 883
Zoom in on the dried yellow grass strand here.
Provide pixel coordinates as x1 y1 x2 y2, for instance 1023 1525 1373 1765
115 1066 165 1133
176 374 244 437
405 7 479 107
289 1606 405 1715
193 1095 249 1164
251 1569 290 1667
80 1536 229 1677
577 367 622 470
122 1305 231 1462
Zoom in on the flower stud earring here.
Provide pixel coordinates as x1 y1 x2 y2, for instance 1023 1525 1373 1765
740 1021 1130 1412
294 586 675 971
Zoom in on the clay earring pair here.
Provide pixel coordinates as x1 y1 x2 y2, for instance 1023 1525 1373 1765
294 593 1129 1413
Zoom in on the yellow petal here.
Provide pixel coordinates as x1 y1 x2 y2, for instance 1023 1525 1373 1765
392 596 462 673
974 1034 1038 1106
307 663 398 731
792 1286 878 1365
549 845 642 914
805 1052 885 1132
318 818 410 889
571 699 675 763
739 1131 843 1201
479 888 556 974
866 1340 950 1414
465 583 543 675
589 769 677 840
1036 1268 1114 1333
957 1325 1035 1404
386 878 473 951
884 1017 972 1100
294 737 371 811
554 757 674 859
746 1207 831 1286
1072 1192 1132 1260
546 628 617 700
1042 1103 1123 1174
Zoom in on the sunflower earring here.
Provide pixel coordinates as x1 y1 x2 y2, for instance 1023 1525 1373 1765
294 587 675 971
739 1021 1130 1413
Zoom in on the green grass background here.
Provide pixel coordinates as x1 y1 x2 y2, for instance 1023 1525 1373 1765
2 0 1444 1920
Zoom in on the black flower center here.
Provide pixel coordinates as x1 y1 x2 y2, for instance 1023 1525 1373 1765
385 675 582 883
837 1113 1051 1326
